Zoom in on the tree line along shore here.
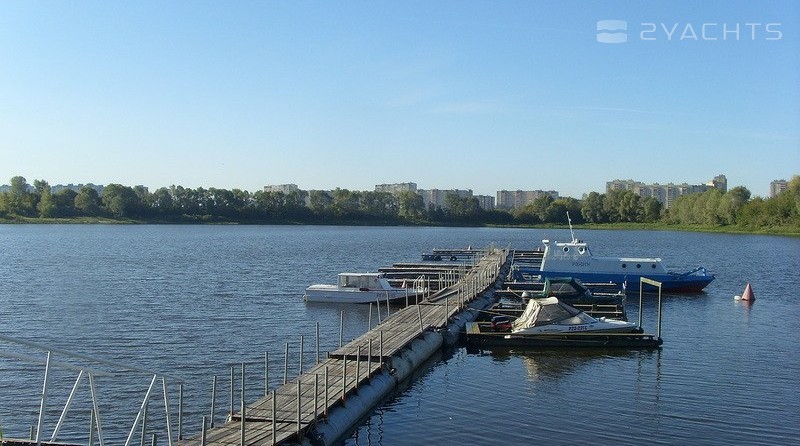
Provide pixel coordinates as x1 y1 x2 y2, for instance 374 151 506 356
1 175 798 235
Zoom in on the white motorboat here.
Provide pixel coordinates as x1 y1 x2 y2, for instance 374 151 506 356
304 272 426 304
511 296 639 334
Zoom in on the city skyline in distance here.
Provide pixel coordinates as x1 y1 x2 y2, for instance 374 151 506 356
1 2 797 199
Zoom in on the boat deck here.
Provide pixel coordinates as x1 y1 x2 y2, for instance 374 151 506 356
465 323 662 349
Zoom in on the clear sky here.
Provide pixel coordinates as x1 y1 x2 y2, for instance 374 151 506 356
1 1 798 198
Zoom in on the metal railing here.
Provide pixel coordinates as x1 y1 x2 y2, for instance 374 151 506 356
0 334 184 446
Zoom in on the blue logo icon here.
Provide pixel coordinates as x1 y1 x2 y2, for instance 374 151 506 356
597 20 628 43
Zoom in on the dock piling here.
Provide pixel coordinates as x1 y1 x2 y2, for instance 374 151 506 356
200 417 206 446
240 363 245 446
271 389 276 445
264 351 269 396
324 367 329 419
296 380 301 437
316 322 321 365
209 375 217 428
283 343 289 385
339 311 344 348
229 367 234 420
356 345 361 391
178 383 183 440
300 335 304 375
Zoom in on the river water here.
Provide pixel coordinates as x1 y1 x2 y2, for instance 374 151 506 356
1 225 798 445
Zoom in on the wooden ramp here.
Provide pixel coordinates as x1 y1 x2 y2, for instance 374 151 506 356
180 249 508 446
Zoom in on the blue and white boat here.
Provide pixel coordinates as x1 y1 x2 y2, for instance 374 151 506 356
510 215 715 293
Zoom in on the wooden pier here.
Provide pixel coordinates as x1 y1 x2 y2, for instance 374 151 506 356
180 248 509 446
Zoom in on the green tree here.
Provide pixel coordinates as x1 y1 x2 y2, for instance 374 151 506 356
332 188 360 218
397 191 425 220
5 176 35 216
74 187 101 216
581 192 606 223
530 195 554 222
444 193 481 221
102 184 141 217
641 197 662 222
37 187 56 217
308 190 334 215
52 189 78 217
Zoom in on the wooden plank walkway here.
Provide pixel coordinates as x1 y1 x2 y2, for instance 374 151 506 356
180 248 508 446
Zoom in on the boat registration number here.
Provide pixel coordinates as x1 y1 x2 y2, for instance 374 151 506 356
568 325 589 332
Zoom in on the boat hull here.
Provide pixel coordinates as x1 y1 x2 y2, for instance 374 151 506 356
465 322 661 349
521 270 714 293
304 288 423 304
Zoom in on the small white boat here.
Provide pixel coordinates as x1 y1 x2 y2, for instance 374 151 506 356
511 296 638 334
304 272 426 304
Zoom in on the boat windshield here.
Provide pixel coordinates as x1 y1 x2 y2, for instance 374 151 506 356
338 274 380 289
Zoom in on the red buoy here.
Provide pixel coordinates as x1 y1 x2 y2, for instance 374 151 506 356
740 283 755 302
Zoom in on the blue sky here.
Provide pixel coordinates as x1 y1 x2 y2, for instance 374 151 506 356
1 1 798 198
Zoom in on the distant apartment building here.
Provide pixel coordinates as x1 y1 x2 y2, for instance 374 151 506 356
606 174 727 209
264 184 299 194
475 195 495 211
51 183 105 195
418 188 473 209
495 189 560 209
375 182 417 194
770 179 788 198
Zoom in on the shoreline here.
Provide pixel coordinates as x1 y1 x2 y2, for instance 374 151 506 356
2 217 798 237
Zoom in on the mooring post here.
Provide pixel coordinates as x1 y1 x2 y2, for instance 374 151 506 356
324 366 329 419
339 311 344 347
264 351 269 396
368 338 372 369
376 298 382 324
178 383 184 440
299 335 305 375
417 304 424 332
200 417 207 446
314 373 319 426
140 401 147 446
283 343 289 385
368 302 373 330
210 375 217 428
229 366 234 420
296 380 301 436
271 389 276 445
36 350 52 446
89 408 95 446
150 433 156 446
386 292 390 318
342 355 347 404
240 362 245 446
316 322 321 365
356 345 361 391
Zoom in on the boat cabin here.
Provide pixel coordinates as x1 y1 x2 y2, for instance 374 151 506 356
337 273 390 290
540 238 668 274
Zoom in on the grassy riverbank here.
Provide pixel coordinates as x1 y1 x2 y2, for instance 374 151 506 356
3 216 798 237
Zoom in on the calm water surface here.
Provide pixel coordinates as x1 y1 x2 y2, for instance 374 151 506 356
1 225 798 445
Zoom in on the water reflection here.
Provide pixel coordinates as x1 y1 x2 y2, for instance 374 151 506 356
471 347 661 384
